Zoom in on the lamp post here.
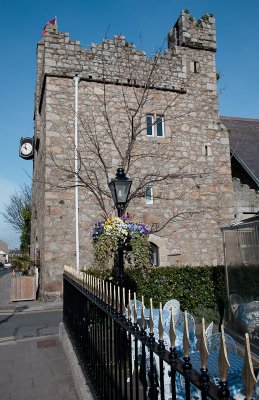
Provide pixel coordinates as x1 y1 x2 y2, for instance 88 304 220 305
109 167 132 310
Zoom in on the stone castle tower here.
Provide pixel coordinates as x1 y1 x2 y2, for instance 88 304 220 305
31 11 234 300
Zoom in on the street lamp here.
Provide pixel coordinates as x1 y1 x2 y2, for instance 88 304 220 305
109 167 132 311
108 167 132 217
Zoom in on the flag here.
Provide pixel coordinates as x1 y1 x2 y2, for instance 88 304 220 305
41 17 57 36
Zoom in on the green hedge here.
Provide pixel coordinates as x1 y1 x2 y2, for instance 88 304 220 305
83 265 226 323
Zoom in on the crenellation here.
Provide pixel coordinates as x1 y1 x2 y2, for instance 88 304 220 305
168 10 216 52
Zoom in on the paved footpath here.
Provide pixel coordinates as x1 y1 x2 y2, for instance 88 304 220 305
0 335 78 400
0 273 79 400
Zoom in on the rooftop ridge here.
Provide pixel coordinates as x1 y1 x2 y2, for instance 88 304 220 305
221 116 259 122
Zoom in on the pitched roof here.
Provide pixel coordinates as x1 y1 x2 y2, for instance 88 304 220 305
0 239 8 253
220 116 259 188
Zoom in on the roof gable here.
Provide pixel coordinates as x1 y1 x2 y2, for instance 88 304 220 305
221 116 259 188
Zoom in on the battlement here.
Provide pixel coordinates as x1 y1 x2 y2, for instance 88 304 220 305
36 9 218 108
168 10 216 52
37 29 186 95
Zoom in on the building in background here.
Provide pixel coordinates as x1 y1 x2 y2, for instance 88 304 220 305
221 117 259 221
0 240 9 265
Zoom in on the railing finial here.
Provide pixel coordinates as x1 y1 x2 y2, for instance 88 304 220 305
242 333 256 400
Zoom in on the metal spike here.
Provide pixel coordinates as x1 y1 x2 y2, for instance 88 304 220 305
117 286 120 313
102 280 105 301
122 288 126 316
127 290 131 321
99 279 101 298
183 310 190 358
105 282 109 303
158 302 164 341
169 306 176 348
133 292 137 324
109 283 112 307
199 318 209 369
100 279 102 300
242 333 256 400
114 285 116 310
149 298 154 334
141 296 145 330
218 325 230 382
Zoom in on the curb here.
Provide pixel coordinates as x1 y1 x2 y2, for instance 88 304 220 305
59 322 94 400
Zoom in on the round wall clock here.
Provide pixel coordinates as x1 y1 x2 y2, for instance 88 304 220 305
19 137 34 160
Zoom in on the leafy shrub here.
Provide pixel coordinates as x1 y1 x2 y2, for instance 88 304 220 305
11 255 30 271
83 265 226 320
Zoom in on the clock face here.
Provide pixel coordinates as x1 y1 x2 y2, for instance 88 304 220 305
21 142 33 155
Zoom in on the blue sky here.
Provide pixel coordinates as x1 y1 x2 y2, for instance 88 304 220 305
0 0 258 249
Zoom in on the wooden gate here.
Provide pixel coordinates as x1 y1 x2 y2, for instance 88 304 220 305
11 276 36 301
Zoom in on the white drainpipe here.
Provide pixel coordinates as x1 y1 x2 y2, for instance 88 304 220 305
74 76 80 270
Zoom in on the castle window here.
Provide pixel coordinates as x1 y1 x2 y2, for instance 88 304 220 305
150 242 159 266
146 114 164 137
203 143 212 157
145 186 153 204
191 61 199 73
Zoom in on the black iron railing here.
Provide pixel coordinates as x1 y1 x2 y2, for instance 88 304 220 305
63 271 240 400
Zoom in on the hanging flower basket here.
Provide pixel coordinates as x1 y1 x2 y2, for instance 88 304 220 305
91 213 151 270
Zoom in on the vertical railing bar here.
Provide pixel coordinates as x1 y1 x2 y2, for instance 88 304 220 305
93 300 97 390
185 379 191 400
105 311 110 399
114 289 118 397
123 327 128 400
102 299 106 399
128 331 133 400
170 367 177 400
99 302 104 398
134 336 139 400
159 358 165 400
141 341 148 400
104 297 109 399
110 311 114 399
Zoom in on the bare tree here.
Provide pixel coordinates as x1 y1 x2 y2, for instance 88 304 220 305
2 185 32 231
45 36 229 234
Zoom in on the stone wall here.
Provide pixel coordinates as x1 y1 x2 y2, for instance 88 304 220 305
233 179 259 221
31 10 234 300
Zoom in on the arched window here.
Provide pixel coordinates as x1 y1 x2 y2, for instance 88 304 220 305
150 242 159 266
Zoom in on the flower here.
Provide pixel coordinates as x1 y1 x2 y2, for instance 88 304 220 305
92 213 149 244
92 213 151 270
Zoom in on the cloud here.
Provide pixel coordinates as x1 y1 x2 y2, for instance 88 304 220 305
0 178 20 249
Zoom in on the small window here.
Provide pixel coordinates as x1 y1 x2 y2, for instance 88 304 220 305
191 61 199 73
145 186 153 204
146 114 165 137
146 115 153 136
150 242 159 266
156 116 164 137
203 143 212 157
